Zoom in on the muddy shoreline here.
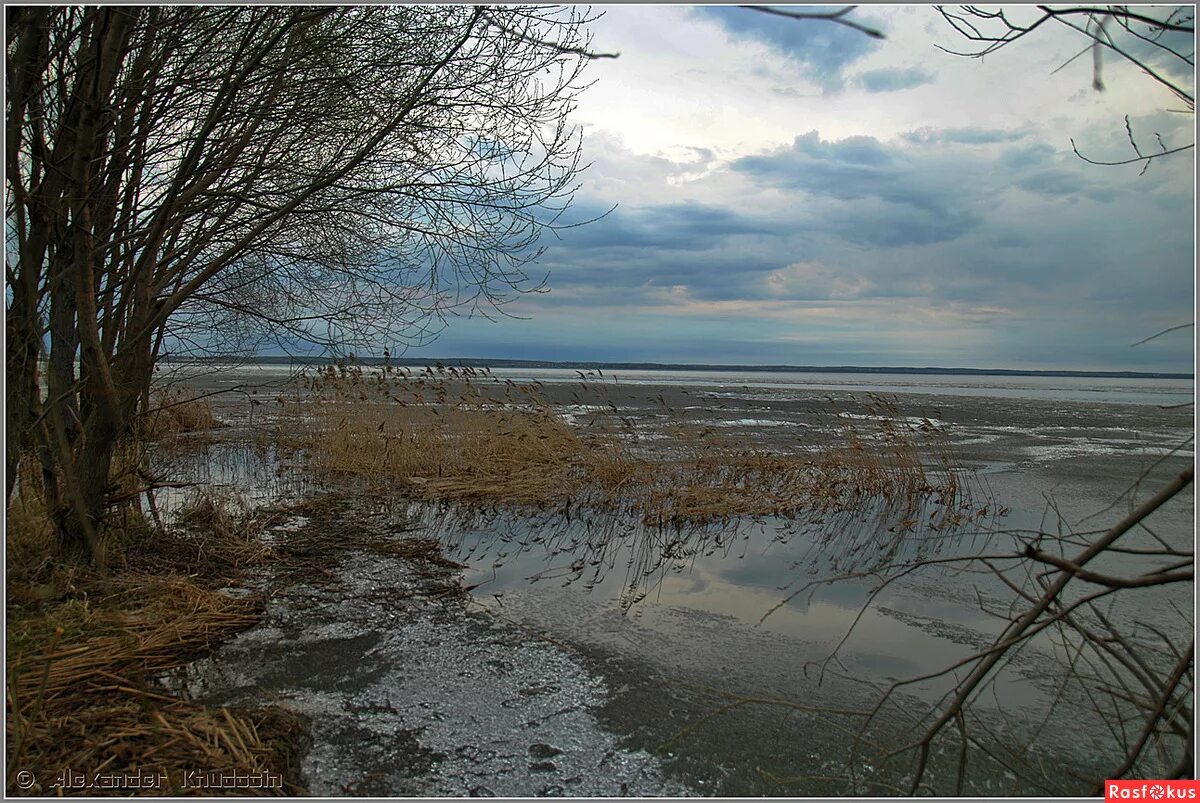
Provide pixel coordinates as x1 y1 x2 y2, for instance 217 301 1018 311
168 496 694 797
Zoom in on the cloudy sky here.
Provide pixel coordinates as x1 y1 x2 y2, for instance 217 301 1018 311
410 5 1195 372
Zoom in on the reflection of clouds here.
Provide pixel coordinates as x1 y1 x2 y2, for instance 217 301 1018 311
418 492 990 630
406 508 1113 712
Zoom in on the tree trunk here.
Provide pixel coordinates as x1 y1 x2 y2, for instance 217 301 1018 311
42 8 137 565
5 286 43 501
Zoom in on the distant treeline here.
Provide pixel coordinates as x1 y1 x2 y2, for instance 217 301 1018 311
161 355 1194 380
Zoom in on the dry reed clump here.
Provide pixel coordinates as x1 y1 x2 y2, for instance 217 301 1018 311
275 363 592 506
279 362 987 528
5 461 119 601
5 572 302 796
6 481 59 593
175 488 253 538
5 444 254 592
142 387 217 440
6 492 301 796
120 488 273 588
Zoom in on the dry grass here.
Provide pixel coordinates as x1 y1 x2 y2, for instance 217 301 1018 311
5 490 303 796
6 479 60 594
7 574 262 708
278 363 986 529
119 488 274 589
142 388 217 440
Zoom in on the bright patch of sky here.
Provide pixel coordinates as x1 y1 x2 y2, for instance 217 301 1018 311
406 5 1195 372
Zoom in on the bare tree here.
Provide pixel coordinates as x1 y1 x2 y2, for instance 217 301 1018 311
5 6 599 561
775 461 1194 794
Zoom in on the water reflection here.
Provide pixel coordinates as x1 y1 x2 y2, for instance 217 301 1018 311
145 440 313 522
408 496 994 604
394 498 1084 726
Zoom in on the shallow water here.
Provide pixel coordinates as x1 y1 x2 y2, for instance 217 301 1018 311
166 364 1194 795
477 367 1194 407
146 439 313 523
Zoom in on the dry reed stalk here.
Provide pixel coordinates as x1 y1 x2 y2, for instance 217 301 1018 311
6 572 299 797
142 388 217 439
278 362 987 528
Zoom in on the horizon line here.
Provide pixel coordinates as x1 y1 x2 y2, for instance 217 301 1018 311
163 354 1196 380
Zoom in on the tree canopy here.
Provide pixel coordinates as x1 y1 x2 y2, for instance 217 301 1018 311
5 6 599 555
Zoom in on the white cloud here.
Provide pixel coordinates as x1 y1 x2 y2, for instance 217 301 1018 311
579 7 1194 155
407 7 1195 372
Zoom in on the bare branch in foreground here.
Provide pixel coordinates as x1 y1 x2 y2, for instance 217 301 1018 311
741 5 886 39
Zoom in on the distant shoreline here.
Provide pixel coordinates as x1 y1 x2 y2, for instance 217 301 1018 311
161 355 1195 381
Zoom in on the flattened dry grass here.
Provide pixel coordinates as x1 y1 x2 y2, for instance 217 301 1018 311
7 574 262 709
280 363 985 529
5 489 303 797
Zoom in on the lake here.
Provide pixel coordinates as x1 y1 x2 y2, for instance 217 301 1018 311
169 361 1195 795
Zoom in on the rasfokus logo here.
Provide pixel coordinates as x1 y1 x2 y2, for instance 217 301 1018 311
1107 781 1199 801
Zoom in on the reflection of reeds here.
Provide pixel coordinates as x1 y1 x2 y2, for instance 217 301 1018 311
408 485 994 615
270 362 999 610
282 362 989 531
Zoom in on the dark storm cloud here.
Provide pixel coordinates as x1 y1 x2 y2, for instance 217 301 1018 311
560 201 778 252
730 130 981 241
989 231 1033 248
997 142 1056 168
735 133 898 194
691 6 882 91
1015 169 1119 202
821 200 981 247
543 219 791 302
1107 16 1194 89
856 65 935 93
737 132 915 192
1015 169 1085 196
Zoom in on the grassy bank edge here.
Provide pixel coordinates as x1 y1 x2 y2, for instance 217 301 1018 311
6 480 307 797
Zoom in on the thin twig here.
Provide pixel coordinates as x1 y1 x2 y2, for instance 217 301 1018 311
741 5 885 39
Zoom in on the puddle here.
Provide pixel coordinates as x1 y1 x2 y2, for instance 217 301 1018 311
145 440 313 523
